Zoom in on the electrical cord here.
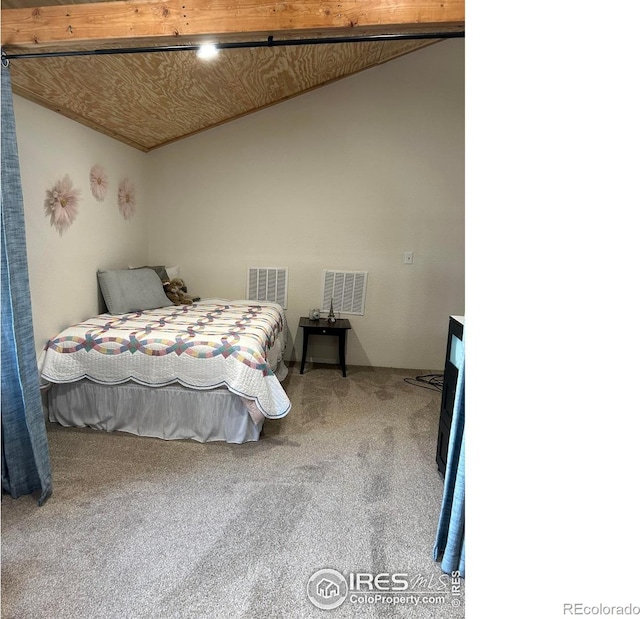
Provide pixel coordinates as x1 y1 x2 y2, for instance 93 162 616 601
404 373 444 392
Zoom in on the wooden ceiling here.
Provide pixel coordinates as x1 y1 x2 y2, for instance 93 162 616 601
1 0 464 152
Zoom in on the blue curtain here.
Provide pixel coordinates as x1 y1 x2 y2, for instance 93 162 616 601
1 60 53 505
433 337 465 577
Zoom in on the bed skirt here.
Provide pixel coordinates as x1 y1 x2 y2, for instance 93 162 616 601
46 380 264 444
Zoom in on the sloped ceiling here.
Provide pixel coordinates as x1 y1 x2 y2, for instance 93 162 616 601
1 0 464 151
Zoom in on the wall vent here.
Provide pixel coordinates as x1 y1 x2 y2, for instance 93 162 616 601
321 270 368 316
247 267 288 309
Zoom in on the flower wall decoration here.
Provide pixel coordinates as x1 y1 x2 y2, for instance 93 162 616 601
118 178 136 220
89 164 108 201
44 175 81 234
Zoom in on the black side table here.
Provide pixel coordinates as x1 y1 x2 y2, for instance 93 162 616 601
298 317 352 377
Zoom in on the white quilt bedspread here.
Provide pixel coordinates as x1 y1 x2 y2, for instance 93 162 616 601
39 299 291 419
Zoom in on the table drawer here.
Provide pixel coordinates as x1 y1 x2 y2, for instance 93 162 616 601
305 326 341 336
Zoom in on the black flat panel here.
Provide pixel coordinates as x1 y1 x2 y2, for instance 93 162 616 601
435 316 464 477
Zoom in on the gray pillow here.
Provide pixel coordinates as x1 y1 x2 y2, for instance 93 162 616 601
98 268 172 314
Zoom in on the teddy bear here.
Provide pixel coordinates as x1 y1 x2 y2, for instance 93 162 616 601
163 277 194 306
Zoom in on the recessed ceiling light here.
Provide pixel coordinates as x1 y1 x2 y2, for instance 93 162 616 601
196 43 219 60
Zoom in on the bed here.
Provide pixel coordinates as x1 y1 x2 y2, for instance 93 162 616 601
39 268 291 444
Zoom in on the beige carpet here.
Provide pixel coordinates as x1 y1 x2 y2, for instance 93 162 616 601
1 364 465 618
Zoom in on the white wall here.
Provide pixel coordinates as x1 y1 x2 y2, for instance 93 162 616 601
147 40 465 369
14 98 150 353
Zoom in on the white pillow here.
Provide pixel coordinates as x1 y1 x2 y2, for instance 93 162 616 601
128 264 168 281
165 265 181 280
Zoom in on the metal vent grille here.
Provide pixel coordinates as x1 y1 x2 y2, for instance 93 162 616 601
321 270 368 315
247 267 288 309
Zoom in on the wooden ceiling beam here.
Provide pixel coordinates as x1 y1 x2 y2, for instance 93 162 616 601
1 0 464 50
